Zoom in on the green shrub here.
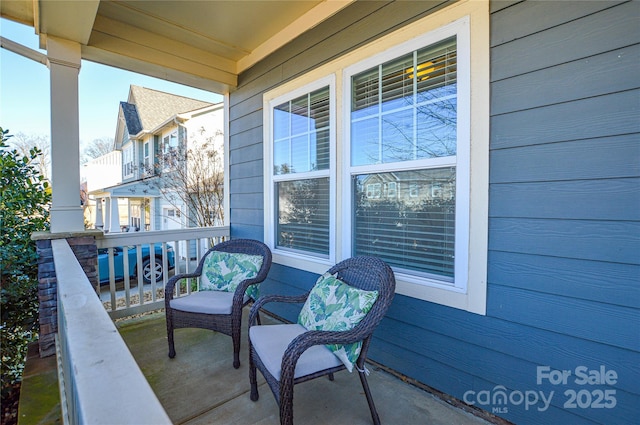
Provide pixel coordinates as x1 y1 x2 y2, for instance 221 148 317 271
0 127 51 399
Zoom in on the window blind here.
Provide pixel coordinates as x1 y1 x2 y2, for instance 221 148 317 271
276 178 330 255
353 169 456 279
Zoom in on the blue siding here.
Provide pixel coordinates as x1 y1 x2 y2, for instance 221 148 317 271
228 1 640 424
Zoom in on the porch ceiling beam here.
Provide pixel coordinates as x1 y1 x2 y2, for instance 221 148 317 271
0 36 47 65
81 43 236 94
85 16 237 91
95 0 249 61
91 15 237 73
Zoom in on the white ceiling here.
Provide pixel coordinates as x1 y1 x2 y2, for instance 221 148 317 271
1 0 354 93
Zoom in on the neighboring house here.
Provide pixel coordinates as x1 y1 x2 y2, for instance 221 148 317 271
82 150 124 228
86 85 224 233
227 2 639 425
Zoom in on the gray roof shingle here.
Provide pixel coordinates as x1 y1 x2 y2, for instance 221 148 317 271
120 102 143 135
127 85 214 132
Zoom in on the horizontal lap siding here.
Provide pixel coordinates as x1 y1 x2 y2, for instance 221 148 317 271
484 1 640 424
228 1 640 424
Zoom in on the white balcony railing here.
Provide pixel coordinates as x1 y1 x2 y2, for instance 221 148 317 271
95 226 229 319
52 238 171 424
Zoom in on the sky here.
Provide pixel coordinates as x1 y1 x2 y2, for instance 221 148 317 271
0 18 223 148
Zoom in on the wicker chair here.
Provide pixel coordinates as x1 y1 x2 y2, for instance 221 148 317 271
248 256 396 425
165 239 272 369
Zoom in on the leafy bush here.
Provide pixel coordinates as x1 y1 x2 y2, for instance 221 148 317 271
0 127 51 399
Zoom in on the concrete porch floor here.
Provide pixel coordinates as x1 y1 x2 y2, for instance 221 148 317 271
115 311 493 425
18 309 495 425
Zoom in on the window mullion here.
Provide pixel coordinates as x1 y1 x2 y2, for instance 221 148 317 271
307 93 312 171
377 64 383 164
413 50 418 160
288 100 293 169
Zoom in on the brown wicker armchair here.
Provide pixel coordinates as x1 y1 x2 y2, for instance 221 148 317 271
165 239 272 369
248 256 396 425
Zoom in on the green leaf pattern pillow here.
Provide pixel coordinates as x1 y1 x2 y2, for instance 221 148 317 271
200 251 263 299
298 272 379 372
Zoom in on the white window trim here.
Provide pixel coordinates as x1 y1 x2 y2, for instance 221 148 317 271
264 75 337 273
262 0 489 314
343 16 471 289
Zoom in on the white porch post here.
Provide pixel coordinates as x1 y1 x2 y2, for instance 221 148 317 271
95 197 104 229
47 36 84 233
140 198 147 231
103 197 111 232
108 197 122 233
127 199 132 229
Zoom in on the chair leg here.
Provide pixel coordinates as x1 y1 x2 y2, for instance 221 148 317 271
328 373 334 381
232 331 241 369
167 318 176 358
249 352 259 401
279 370 295 425
358 369 381 425
279 397 294 425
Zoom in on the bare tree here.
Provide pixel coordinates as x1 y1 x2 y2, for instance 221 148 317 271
8 132 51 182
82 137 114 163
151 127 224 228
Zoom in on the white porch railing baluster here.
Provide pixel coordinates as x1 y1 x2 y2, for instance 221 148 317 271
95 226 229 319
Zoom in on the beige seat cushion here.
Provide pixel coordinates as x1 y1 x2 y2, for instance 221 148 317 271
170 291 242 315
250 323 342 380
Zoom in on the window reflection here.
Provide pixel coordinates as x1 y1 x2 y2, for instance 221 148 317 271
354 168 456 279
351 36 457 166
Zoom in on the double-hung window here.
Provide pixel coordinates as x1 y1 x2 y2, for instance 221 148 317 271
264 3 488 314
123 144 134 178
163 131 179 170
143 141 151 174
267 78 334 260
345 25 468 290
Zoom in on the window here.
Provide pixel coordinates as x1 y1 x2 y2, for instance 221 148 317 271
123 144 134 178
346 33 462 286
264 2 488 314
143 141 151 174
163 131 179 170
267 79 334 259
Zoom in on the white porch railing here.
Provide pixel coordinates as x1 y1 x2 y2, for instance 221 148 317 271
95 226 229 319
52 238 171 424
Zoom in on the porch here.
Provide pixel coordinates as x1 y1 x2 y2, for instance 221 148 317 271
22 229 494 425
21 311 492 425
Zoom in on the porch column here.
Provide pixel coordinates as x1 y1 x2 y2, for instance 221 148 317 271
127 199 132 229
103 197 111 232
140 198 147 231
94 197 104 229
46 36 84 233
108 196 121 233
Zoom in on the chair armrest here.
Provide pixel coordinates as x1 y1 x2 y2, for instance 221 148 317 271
248 293 308 326
286 328 363 357
164 272 201 302
279 328 365 383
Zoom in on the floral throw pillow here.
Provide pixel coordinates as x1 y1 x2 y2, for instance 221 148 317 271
298 272 379 372
200 251 263 299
